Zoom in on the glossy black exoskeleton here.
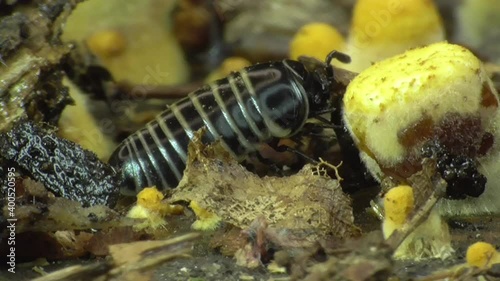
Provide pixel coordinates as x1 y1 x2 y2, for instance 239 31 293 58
108 51 351 194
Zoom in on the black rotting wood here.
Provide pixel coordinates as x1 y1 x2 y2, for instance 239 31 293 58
0 122 120 207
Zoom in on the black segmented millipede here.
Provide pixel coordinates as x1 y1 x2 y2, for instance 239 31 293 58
108 51 351 194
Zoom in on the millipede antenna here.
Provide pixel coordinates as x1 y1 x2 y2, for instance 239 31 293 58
326 50 351 65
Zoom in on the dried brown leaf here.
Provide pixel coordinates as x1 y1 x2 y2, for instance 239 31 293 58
31 233 199 281
170 137 358 241
54 230 94 258
209 225 247 256
289 232 393 281
109 232 199 267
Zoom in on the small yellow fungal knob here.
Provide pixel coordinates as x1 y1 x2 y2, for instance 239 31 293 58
137 186 164 206
127 186 183 230
189 201 222 231
383 185 414 238
86 29 127 58
383 185 454 260
289 22 345 61
205 57 252 82
466 242 500 268
220 57 252 75
346 0 444 71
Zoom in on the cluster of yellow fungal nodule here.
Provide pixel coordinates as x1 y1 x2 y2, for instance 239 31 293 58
126 187 183 230
189 201 222 231
288 1 445 71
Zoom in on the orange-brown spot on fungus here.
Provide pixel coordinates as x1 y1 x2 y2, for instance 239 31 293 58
435 114 483 157
398 116 434 149
478 132 494 156
481 82 498 108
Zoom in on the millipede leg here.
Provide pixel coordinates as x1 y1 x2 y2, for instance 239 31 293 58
272 143 319 165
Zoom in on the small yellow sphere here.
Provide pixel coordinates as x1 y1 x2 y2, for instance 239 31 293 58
384 185 414 226
86 29 127 58
466 242 500 268
205 56 252 82
219 57 252 76
289 22 345 61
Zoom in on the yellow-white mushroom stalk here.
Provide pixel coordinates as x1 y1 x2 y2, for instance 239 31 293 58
345 0 445 72
343 42 500 217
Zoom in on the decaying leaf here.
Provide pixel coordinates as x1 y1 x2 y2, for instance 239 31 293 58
31 233 199 281
0 177 137 262
169 135 359 242
288 231 393 281
1 177 130 234
209 225 248 257
234 216 336 269
86 226 145 256
284 159 452 280
53 230 94 258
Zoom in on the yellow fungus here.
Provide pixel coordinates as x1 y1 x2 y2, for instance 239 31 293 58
219 57 252 75
189 201 221 231
86 29 127 58
382 185 454 260
466 242 500 269
58 78 116 161
345 0 444 72
205 57 252 82
289 22 345 61
126 186 183 230
343 42 500 217
137 186 164 204
383 185 414 238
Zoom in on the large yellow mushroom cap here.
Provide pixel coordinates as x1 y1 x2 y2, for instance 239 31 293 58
343 42 498 180
466 242 500 268
289 22 345 61
350 0 443 45
346 0 444 71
